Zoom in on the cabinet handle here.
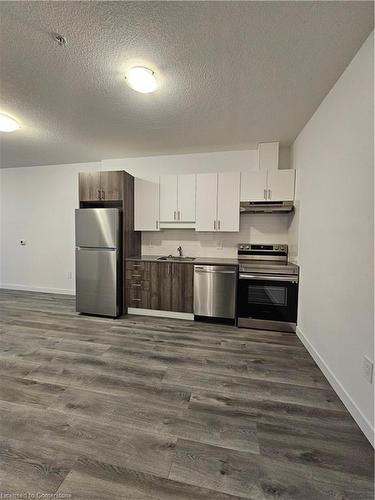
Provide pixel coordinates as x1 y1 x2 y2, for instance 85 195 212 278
98 189 101 200
214 220 216 230
132 274 141 277
268 189 271 200
174 211 176 220
132 284 141 287
156 220 159 230
178 211 180 220
131 298 141 302
102 189 105 200
218 220 221 231
264 189 267 200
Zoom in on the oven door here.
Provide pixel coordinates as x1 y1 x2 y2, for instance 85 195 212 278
238 273 298 324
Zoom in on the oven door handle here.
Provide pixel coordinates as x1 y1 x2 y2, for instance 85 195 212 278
239 273 298 283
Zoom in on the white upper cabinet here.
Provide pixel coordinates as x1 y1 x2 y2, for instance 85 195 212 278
258 142 279 171
178 174 196 222
159 175 178 222
159 174 196 222
217 172 240 232
240 171 267 202
267 170 295 201
134 176 160 231
196 173 217 231
196 172 240 232
240 169 295 201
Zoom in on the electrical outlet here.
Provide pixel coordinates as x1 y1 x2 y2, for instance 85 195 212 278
20 239 26 246
67 271 72 280
363 356 373 384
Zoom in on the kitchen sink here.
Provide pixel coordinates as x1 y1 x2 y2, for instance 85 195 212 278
157 256 196 261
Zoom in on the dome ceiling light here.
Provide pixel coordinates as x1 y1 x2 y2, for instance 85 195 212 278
0 113 20 132
125 66 157 93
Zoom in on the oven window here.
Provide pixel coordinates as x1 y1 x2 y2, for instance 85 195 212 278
248 285 287 306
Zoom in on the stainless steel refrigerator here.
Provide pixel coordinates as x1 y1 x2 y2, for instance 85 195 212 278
75 208 121 317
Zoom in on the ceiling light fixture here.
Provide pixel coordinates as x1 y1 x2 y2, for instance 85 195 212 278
0 113 20 132
125 66 157 93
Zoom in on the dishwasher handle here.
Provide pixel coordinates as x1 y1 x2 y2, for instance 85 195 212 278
195 267 237 275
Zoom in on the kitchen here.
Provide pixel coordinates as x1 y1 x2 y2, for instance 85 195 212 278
76 142 299 333
0 2 374 499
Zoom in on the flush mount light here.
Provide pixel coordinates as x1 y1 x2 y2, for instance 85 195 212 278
125 66 157 93
0 113 19 132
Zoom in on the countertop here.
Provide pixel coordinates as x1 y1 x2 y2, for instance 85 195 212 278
126 254 299 272
125 255 240 266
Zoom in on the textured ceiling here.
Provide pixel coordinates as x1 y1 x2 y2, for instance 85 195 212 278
0 1 373 168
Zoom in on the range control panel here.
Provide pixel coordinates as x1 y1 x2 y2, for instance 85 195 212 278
238 243 287 253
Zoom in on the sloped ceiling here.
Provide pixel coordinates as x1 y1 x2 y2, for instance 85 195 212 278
0 1 373 168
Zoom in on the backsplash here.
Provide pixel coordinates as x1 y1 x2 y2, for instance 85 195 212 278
141 214 291 258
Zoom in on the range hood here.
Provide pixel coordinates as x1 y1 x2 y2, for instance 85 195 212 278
240 201 294 214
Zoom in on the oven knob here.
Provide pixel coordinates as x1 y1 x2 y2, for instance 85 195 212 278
239 245 244 249
246 246 250 250
275 245 279 251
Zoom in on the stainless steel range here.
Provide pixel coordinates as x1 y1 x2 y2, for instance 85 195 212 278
237 243 299 332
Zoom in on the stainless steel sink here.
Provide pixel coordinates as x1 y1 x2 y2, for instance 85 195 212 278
157 256 196 261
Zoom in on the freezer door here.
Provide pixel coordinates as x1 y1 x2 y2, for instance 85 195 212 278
76 248 119 316
75 208 120 248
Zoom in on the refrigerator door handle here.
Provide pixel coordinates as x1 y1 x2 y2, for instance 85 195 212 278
76 246 117 251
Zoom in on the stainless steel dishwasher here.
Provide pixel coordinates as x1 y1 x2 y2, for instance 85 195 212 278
194 265 237 323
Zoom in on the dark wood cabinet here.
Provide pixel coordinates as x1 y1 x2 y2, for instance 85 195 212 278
125 261 150 309
150 262 173 311
171 263 194 313
125 260 193 313
79 172 101 201
100 171 123 201
79 170 123 202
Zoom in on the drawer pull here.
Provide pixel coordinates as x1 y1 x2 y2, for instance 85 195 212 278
131 298 141 302
132 274 141 277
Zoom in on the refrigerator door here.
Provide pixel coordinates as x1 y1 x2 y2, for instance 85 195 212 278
75 208 120 249
76 247 119 316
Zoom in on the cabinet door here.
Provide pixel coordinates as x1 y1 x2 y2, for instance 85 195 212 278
217 172 240 232
150 262 172 311
240 171 267 201
160 175 178 222
196 173 218 231
135 177 160 231
267 170 295 201
171 263 194 312
79 172 101 201
258 142 279 171
177 174 196 222
100 171 123 200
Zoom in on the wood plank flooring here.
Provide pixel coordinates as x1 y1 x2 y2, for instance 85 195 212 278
0 289 373 499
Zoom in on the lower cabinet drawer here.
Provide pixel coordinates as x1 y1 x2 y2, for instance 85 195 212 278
126 280 150 290
126 288 150 309
125 261 150 280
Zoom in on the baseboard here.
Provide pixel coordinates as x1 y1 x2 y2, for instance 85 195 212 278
128 307 194 321
296 326 374 447
0 283 74 295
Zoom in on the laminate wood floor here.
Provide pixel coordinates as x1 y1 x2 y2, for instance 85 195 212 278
0 289 373 499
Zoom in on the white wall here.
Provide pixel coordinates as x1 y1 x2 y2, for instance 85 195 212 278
0 162 100 293
291 32 374 444
0 148 290 293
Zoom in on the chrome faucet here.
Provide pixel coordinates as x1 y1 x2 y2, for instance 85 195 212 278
177 246 183 257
